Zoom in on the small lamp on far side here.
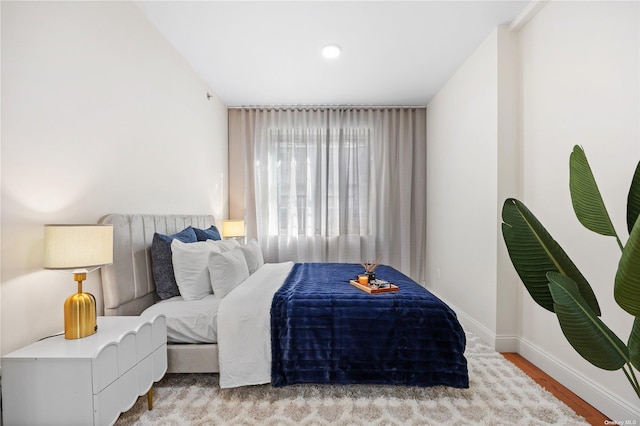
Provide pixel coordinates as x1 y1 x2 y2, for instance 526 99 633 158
222 219 245 243
44 224 113 339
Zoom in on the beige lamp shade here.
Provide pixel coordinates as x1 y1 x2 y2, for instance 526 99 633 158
222 220 245 238
44 224 114 270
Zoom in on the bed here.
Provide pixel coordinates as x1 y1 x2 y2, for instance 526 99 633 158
99 214 469 388
99 214 221 373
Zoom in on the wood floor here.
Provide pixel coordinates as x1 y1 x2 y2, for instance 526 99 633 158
502 352 610 425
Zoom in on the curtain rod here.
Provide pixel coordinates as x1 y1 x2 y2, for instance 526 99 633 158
229 105 426 110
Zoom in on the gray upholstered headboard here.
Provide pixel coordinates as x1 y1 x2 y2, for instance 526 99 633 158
98 214 216 316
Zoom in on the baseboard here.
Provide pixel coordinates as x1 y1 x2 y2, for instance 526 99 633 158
456 309 519 352
427 288 518 352
519 337 640 422
493 334 519 353
428 287 640 421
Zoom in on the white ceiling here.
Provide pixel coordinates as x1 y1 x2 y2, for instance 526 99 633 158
136 1 530 107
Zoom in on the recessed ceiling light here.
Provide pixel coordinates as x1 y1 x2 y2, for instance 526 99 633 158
322 44 341 59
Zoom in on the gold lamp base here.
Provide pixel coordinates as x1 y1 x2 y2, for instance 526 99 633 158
64 273 97 339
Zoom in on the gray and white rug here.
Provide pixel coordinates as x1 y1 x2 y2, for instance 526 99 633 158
117 332 588 425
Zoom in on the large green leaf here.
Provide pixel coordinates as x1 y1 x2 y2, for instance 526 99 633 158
569 145 619 241
548 272 628 371
615 215 640 317
502 198 601 315
629 317 640 371
627 162 640 235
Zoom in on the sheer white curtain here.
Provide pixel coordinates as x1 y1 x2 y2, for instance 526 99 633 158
262 127 375 262
228 108 427 282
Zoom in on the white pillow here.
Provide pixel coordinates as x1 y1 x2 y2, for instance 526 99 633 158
208 248 250 299
240 239 264 274
210 239 241 253
171 239 221 300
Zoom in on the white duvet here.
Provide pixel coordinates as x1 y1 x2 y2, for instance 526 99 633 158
141 294 220 343
217 261 294 388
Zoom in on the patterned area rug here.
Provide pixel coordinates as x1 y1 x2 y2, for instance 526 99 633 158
117 332 588 425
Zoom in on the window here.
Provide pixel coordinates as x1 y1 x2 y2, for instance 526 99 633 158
267 128 373 238
230 107 426 278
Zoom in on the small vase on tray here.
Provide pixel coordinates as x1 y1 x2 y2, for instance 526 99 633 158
361 257 381 285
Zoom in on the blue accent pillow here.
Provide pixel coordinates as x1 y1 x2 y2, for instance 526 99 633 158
193 226 221 241
151 227 197 299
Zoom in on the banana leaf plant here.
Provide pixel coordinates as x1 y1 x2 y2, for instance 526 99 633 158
501 145 640 399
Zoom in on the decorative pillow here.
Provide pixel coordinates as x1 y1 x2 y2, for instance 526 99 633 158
151 227 197 299
171 239 221 301
210 238 241 253
240 239 264 274
208 248 250 299
193 226 221 241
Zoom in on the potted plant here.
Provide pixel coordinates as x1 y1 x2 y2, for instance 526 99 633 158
501 145 639 398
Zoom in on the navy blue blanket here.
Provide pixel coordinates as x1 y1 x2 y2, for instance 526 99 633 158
271 263 469 388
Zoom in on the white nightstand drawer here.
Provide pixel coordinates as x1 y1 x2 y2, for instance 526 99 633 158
138 352 154 394
93 342 120 394
153 344 168 381
152 315 167 349
93 376 121 426
118 331 138 373
135 321 153 360
119 364 140 412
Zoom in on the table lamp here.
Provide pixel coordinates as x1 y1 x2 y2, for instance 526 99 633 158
222 219 245 242
43 224 113 339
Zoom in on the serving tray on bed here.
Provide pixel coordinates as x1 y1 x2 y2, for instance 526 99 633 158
349 280 399 294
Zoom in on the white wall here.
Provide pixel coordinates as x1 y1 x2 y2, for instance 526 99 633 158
1 1 228 355
495 25 520 348
518 1 639 419
426 26 519 350
426 28 499 334
428 0 639 420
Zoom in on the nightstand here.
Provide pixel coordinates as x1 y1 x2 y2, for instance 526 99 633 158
1 315 167 426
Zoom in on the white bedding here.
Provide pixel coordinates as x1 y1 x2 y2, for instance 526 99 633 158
141 294 220 343
217 261 294 388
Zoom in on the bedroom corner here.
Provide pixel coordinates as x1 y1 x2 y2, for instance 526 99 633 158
426 24 520 352
428 0 640 421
